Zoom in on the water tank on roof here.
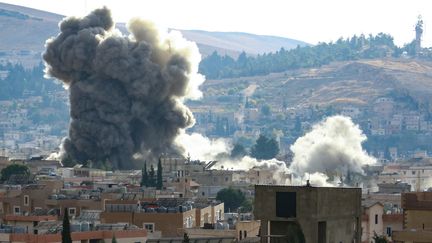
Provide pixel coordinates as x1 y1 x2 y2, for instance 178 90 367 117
167 207 177 213
157 206 167 213
81 222 90 231
70 224 80 232
145 208 155 213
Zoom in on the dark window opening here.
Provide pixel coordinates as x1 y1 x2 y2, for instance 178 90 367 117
318 221 326 243
276 192 296 218
386 227 392 236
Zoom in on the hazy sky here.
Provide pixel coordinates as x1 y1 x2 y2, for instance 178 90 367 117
2 0 432 47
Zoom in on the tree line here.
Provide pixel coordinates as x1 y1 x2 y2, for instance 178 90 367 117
140 159 163 190
199 33 417 79
0 62 62 100
231 134 280 161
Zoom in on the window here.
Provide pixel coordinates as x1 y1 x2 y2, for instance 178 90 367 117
13 206 20 215
386 227 392 236
68 207 76 216
375 214 378 224
244 230 247 238
186 217 193 228
318 221 326 243
24 195 29 206
412 171 416 175
143 223 154 233
276 192 296 218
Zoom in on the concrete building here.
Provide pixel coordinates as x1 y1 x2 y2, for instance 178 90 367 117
0 223 147 243
361 201 384 243
383 213 403 242
101 198 224 238
254 185 361 243
393 192 432 242
378 182 411 194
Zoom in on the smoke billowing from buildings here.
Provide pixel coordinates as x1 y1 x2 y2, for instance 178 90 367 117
178 115 375 186
43 8 204 169
289 115 376 185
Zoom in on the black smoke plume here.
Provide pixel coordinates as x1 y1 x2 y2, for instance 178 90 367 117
43 7 203 169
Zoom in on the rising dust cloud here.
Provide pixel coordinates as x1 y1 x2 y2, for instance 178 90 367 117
44 7 204 169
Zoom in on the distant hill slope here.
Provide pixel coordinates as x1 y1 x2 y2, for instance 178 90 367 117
0 2 308 58
179 30 309 57
200 58 432 108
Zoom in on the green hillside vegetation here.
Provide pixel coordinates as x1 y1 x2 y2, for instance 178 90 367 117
0 62 62 100
199 33 420 79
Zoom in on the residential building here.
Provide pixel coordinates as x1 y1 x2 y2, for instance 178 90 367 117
254 184 361 243
361 201 384 243
0 223 147 243
101 198 224 238
392 192 432 242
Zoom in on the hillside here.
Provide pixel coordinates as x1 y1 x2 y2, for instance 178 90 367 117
197 58 432 109
0 2 308 60
179 30 309 57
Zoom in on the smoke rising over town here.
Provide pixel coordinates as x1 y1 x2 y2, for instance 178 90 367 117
43 7 204 169
178 115 375 186
289 116 376 186
289 116 376 176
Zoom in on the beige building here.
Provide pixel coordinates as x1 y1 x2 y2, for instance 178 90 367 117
361 202 384 243
361 197 403 242
101 199 224 238
0 227 147 243
236 220 261 241
254 185 361 243
393 192 432 242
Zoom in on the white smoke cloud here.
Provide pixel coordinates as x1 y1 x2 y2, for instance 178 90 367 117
290 115 376 174
176 115 375 187
175 132 230 161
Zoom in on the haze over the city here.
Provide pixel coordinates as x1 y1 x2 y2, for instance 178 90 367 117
2 0 432 47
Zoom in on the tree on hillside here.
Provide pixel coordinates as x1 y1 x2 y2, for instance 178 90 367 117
149 164 156 187
198 33 402 79
216 187 247 212
157 158 163 190
62 208 72 243
0 164 30 182
140 161 148 187
250 134 279 160
230 143 247 158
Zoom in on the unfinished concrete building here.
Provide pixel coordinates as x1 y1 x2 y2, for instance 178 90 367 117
254 184 361 243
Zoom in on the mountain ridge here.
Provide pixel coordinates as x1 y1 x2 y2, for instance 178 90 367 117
0 2 309 58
